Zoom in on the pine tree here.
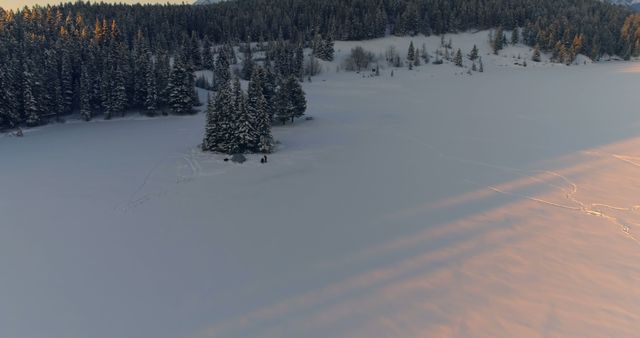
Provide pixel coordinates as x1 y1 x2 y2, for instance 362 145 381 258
275 78 290 125
478 57 484 72
213 50 231 91
454 49 463 67
312 33 325 59
323 35 335 61
295 45 304 79
407 41 416 66
248 67 272 152
262 67 278 121
79 65 92 121
112 64 128 117
190 32 203 70
60 52 74 115
167 55 194 115
286 76 306 122
144 55 158 116
0 61 18 129
468 45 479 60
511 28 520 45
232 78 254 153
23 62 40 127
241 37 254 80
202 37 214 70
202 91 218 151
493 27 504 54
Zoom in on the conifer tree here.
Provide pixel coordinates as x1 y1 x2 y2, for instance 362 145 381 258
190 32 203 70
248 67 273 152
167 55 194 115
286 76 306 122
202 91 219 151
468 45 479 60
60 52 74 115
213 50 231 91
155 50 171 110
23 62 40 127
275 78 290 125
454 49 463 67
241 37 254 80
232 78 255 153
407 41 416 66
79 65 92 121
0 62 18 129
144 56 158 116
493 27 504 54
202 37 214 70
511 28 520 45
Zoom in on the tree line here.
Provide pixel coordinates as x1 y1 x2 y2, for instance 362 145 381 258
1 0 639 130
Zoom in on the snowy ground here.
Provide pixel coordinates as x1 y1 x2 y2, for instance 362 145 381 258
2 32 640 338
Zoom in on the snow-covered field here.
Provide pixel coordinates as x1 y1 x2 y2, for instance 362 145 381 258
2 32 640 338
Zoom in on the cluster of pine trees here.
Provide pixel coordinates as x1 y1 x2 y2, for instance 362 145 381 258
0 13 200 130
202 66 307 155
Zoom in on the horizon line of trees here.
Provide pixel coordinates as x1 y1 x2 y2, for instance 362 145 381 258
2 0 640 131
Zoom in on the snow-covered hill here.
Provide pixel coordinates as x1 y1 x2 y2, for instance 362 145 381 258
2 31 640 338
606 0 640 5
605 0 640 10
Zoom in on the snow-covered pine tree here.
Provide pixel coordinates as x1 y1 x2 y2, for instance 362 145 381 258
275 77 290 125
79 65 93 121
232 78 255 153
247 67 272 152
0 60 18 129
190 32 203 70
311 33 325 60
43 49 63 121
295 45 304 80
202 91 219 152
23 62 40 127
407 41 416 68
167 55 194 115
468 45 479 60
155 50 171 110
144 53 158 116
262 66 278 121
60 52 74 115
511 28 520 45
112 63 128 117
454 49 463 67
202 37 214 70
213 49 231 91
241 37 254 80
285 76 306 122
493 27 504 54
323 35 335 61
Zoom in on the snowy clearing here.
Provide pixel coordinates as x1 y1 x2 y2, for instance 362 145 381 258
2 32 640 338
